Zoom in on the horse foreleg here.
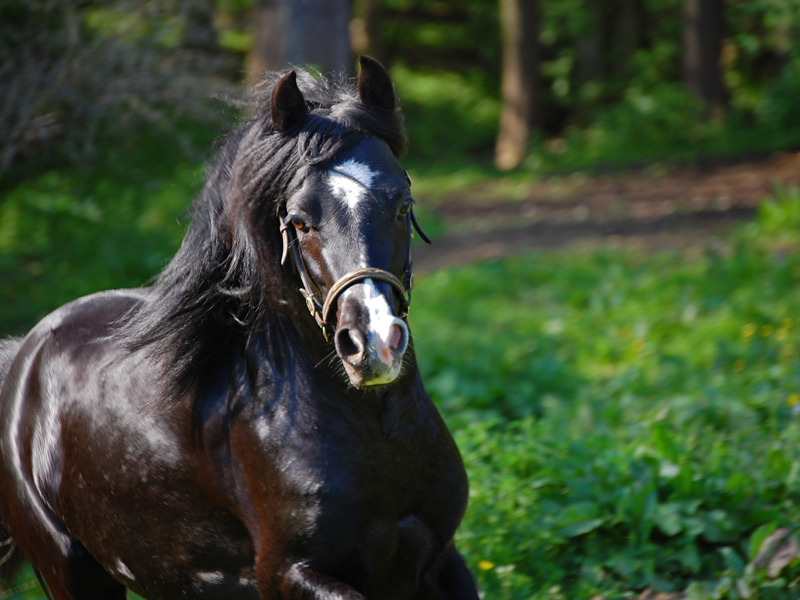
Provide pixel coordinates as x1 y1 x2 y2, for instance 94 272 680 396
4 511 126 600
421 543 480 600
0 467 126 599
276 564 365 600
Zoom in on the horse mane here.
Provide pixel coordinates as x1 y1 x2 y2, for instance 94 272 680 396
118 68 407 399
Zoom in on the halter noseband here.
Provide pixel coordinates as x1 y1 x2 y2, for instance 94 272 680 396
279 198 430 342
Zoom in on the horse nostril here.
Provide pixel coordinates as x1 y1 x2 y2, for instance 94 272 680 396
335 327 366 365
388 320 409 355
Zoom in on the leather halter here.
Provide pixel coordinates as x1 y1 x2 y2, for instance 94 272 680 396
279 198 430 342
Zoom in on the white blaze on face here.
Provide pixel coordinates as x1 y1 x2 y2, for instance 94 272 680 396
327 159 375 210
361 279 407 368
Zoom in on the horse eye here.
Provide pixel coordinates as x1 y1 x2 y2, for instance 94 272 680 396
398 198 413 218
290 215 308 232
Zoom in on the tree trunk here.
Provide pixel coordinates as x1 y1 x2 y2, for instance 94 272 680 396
248 0 353 85
495 0 541 171
577 0 603 84
682 0 726 116
611 0 642 78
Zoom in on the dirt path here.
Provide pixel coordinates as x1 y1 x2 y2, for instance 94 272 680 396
412 150 800 272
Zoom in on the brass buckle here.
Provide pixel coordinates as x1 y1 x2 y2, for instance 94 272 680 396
305 294 316 317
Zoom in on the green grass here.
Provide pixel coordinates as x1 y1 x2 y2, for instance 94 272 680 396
0 126 212 335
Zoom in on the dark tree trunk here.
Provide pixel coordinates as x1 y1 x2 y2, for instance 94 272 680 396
248 0 353 85
612 0 642 77
682 0 726 115
495 0 542 170
577 0 603 84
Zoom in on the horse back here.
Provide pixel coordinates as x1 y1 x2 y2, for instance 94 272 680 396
0 288 149 408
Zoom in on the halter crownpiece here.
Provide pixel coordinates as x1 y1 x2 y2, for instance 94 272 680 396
279 204 430 341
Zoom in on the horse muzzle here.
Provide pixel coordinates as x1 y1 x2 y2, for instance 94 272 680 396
333 280 409 387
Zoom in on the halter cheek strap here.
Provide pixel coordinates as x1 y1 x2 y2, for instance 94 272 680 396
279 206 430 342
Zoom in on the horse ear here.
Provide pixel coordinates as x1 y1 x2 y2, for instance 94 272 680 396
358 55 396 112
271 71 307 132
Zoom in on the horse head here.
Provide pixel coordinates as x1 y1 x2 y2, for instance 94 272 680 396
272 57 426 388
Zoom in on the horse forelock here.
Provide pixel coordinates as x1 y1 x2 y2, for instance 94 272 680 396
118 68 407 401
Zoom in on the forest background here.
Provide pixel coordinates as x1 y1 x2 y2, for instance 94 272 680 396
3 0 800 598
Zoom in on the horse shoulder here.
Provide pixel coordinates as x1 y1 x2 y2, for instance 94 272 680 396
0 288 162 501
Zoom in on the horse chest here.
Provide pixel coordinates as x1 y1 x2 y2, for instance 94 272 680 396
236 391 466 584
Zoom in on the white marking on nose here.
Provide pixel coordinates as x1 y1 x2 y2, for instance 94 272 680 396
327 159 375 210
362 279 408 366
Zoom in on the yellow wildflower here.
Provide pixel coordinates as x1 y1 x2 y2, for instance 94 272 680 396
789 393 800 406
478 560 495 571
741 323 756 338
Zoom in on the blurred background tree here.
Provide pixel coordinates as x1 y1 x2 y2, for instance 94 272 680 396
682 0 727 117
247 0 353 83
0 0 238 175
495 0 542 170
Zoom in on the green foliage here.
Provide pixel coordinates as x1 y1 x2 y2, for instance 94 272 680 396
532 83 709 169
0 126 214 335
218 28 253 53
84 7 186 47
523 81 800 171
368 0 500 74
408 188 800 597
744 186 800 244
757 61 800 132
391 64 501 166
4 1 800 599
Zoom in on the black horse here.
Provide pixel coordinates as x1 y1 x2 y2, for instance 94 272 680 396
0 57 479 600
